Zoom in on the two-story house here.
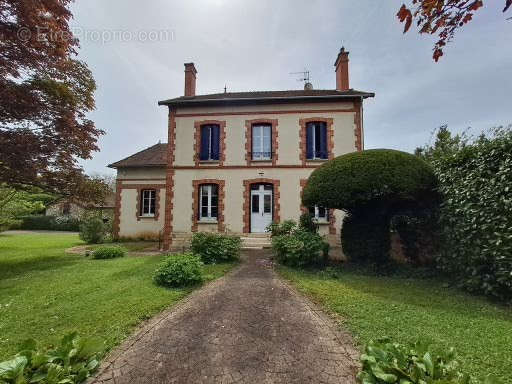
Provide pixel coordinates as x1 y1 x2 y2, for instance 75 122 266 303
109 47 374 253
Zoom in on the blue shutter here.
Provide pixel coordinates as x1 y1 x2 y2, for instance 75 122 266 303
319 123 327 159
211 125 220 160
306 123 314 160
200 126 210 160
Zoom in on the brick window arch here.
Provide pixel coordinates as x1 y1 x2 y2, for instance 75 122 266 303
191 179 225 232
299 117 334 166
245 119 278 166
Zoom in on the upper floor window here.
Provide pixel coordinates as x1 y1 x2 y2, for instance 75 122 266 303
309 205 329 223
200 124 220 161
306 121 328 160
140 189 156 217
199 184 218 221
252 124 272 160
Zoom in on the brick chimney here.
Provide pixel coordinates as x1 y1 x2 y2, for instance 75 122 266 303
184 63 197 97
334 47 349 91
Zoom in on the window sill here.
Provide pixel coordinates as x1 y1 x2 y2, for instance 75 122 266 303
250 159 272 163
306 159 328 162
317 221 330 225
199 160 220 164
138 215 156 219
198 220 218 224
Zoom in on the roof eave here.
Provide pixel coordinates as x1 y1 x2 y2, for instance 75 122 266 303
158 93 375 107
108 163 167 169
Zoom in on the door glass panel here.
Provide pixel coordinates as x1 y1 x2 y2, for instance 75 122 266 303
264 184 273 191
251 194 259 213
263 195 271 213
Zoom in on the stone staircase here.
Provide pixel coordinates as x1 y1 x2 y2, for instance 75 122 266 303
240 234 271 250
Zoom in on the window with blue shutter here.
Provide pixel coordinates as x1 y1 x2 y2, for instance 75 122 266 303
199 124 220 161
306 122 328 160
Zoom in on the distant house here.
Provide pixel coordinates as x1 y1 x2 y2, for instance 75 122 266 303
109 47 374 253
45 192 116 221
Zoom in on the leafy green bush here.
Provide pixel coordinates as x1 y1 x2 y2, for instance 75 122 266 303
272 227 329 268
358 338 501 384
0 332 101 384
153 253 203 287
190 232 242 264
418 126 512 301
92 246 126 259
266 220 296 237
19 215 80 231
298 212 319 234
79 216 106 244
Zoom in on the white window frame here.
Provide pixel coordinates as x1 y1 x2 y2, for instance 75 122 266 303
141 189 156 217
252 124 272 161
199 184 218 222
312 205 329 223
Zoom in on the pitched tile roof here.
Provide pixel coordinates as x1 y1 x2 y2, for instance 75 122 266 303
108 143 167 168
158 89 374 107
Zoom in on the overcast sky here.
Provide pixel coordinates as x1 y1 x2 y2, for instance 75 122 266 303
70 0 512 176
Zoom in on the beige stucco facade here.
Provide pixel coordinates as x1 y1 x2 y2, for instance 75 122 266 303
114 99 362 252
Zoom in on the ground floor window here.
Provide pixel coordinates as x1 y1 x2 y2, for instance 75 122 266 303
309 205 329 223
199 184 218 221
141 189 156 217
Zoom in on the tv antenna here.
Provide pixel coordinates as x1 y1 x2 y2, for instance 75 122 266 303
290 69 310 84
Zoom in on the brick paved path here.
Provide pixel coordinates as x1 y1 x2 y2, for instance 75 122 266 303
92 250 359 384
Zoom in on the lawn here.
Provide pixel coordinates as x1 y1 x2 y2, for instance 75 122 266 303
279 267 512 383
0 232 234 360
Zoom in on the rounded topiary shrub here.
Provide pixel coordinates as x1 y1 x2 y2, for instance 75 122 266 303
92 246 126 259
190 232 242 264
303 149 437 265
153 253 203 287
303 149 437 211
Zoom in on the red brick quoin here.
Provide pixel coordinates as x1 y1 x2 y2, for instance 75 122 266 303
191 179 226 232
242 178 280 233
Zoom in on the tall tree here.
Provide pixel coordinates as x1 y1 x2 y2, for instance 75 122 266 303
397 1 511 61
0 0 104 199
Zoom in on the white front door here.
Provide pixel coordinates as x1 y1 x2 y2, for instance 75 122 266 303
250 184 273 233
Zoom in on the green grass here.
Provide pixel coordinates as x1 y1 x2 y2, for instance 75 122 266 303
279 266 512 383
0 232 235 360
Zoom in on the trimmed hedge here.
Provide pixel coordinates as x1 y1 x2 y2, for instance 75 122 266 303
190 232 242 264
19 215 80 231
92 246 126 259
153 253 203 287
432 128 512 301
303 149 437 211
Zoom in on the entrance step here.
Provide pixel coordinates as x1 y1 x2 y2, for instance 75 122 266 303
241 234 271 250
